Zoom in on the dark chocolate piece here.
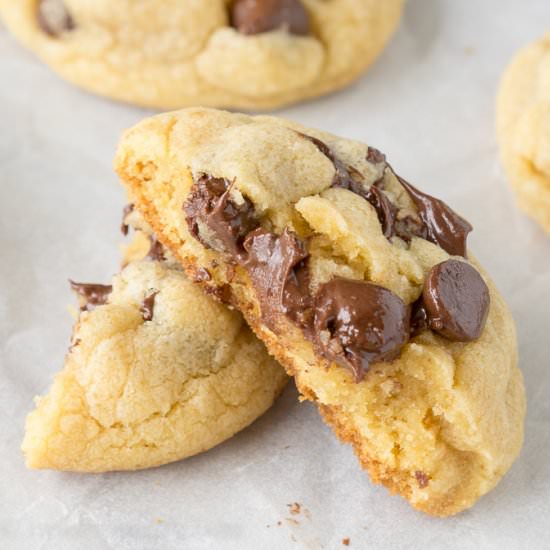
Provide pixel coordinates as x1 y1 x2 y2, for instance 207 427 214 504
396 176 472 258
243 228 312 328
141 290 159 322
231 0 309 36
422 260 489 341
121 204 134 236
37 0 74 36
147 235 166 262
313 278 410 381
69 281 112 311
184 174 257 258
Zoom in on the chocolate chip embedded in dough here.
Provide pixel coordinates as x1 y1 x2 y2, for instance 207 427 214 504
231 0 309 36
69 281 112 311
37 0 74 36
141 290 159 322
423 260 490 341
313 278 410 381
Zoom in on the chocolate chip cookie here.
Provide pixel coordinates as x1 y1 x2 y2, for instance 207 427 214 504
0 0 403 110
115 108 526 516
22 253 287 472
497 32 550 233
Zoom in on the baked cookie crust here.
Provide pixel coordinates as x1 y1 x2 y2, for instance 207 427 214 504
0 0 403 110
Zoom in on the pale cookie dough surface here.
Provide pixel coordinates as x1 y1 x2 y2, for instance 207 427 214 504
22 259 287 472
0 0 403 110
115 108 525 516
497 32 550 233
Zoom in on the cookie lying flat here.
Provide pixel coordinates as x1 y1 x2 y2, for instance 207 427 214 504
116 108 525 516
22 258 287 472
497 32 550 233
0 0 402 110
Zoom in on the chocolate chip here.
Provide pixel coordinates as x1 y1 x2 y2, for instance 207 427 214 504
184 174 257 258
140 290 159 322
313 278 410 381
121 204 134 236
396 177 472 258
69 281 112 311
231 0 309 36
147 235 166 262
37 0 74 37
423 260 490 341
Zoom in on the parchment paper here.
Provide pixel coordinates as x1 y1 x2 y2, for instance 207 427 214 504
1 1 549 548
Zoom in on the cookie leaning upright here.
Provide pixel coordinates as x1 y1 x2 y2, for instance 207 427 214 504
22 255 287 472
497 32 550 233
115 108 525 516
0 0 403 110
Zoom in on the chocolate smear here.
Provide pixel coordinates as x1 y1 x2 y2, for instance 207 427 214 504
243 228 312 329
231 0 309 36
121 204 134 236
396 176 472 257
422 260 489 341
313 278 410 381
37 0 74 36
141 290 159 322
70 281 112 311
184 174 257 258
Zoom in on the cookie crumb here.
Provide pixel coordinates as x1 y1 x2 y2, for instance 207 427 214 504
288 502 301 515
154 518 164 525
464 46 475 56
342 538 350 546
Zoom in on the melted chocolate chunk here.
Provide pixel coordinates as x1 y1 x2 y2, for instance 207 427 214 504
141 290 159 322
184 174 257 258
396 176 472 257
366 147 386 164
243 228 312 328
69 281 112 311
409 298 429 337
302 134 397 239
422 260 489 341
313 278 410 381
231 0 309 36
37 0 74 36
121 204 134 236
147 235 166 262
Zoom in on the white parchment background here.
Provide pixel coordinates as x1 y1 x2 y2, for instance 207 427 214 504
1 1 549 548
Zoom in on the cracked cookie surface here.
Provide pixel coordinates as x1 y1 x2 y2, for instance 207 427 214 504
0 0 403 110
497 32 550 233
116 108 525 516
22 257 287 472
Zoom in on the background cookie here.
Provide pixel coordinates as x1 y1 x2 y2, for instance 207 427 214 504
115 108 525 516
0 0 403 110
497 32 550 233
22 259 287 472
